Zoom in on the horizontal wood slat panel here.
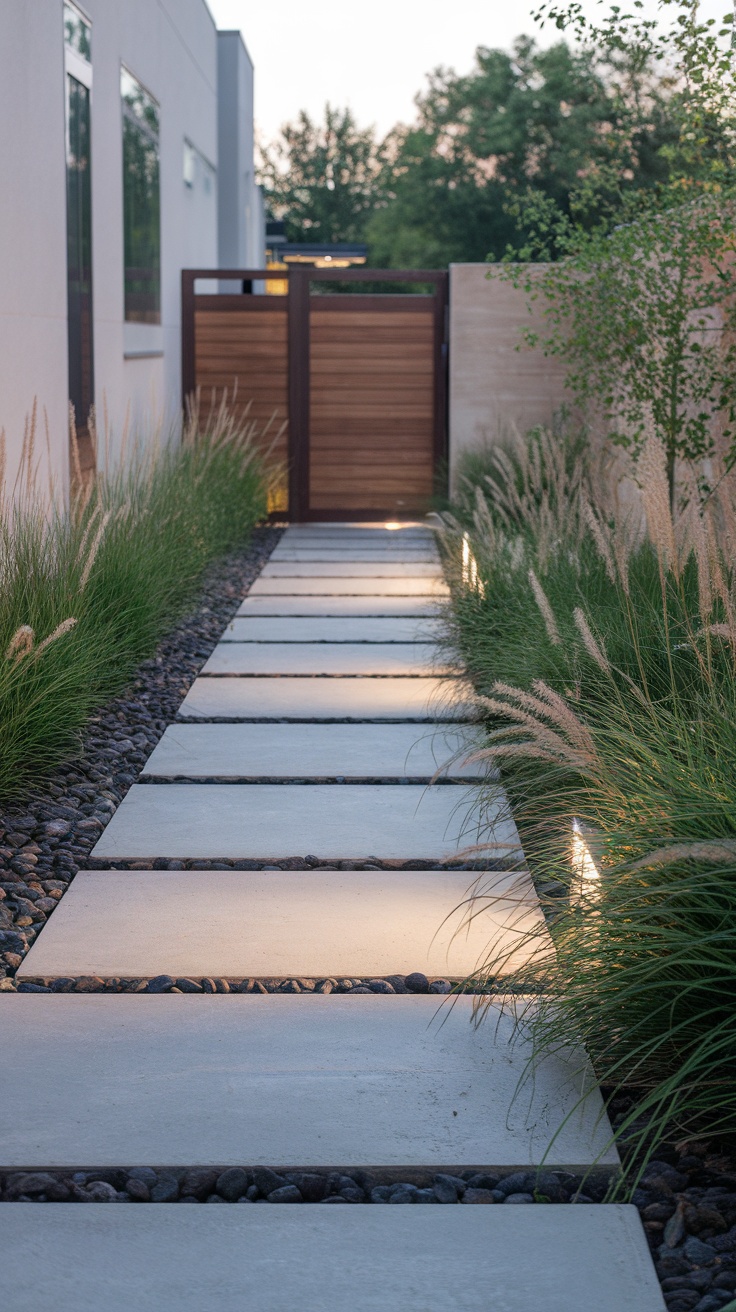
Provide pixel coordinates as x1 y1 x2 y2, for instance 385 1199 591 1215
310 419 434 439
196 332 287 349
196 308 288 325
193 297 288 314
311 311 432 329
197 344 287 360
311 330 434 343
310 434 434 450
311 390 431 406
312 409 433 423
310 448 433 465
309 448 433 466
309 493 432 511
196 319 287 334
196 370 288 386
310 487 432 499
195 379 287 403
311 343 432 362
311 363 433 379
309 477 434 492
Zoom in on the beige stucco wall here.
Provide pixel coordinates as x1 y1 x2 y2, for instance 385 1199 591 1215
448 264 570 486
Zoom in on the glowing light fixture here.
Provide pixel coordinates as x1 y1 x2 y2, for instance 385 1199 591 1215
384 520 401 530
462 532 485 595
571 819 601 907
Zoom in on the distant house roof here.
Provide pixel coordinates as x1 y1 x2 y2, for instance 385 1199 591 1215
265 235 367 269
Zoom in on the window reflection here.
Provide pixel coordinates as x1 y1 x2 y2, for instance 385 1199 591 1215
121 68 161 324
66 74 94 436
63 1 91 61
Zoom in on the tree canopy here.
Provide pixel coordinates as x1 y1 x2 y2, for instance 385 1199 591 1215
259 33 684 266
258 104 381 244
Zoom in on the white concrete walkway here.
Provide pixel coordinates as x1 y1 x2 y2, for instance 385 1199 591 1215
1 521 665 1312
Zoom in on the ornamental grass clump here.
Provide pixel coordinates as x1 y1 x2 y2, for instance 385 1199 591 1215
0 396 270 798
443 419 736 1180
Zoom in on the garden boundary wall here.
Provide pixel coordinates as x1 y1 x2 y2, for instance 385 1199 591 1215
448 264 570 491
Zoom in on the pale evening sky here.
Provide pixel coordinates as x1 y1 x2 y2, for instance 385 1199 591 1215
205 0 728 146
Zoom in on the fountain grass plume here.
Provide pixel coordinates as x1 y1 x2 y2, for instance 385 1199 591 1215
0 399 269 798
441 418 736 1180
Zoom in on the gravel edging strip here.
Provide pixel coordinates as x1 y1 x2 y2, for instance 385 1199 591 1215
0 527 283 990
15 973 460 994
0 1165 612 1206
80 858 516 871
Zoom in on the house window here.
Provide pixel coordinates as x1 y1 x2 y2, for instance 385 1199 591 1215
64 2 94 451
121 67 160 324
64 1 91 60
183 138 215 195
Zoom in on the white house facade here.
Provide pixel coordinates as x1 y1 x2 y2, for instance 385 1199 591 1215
0 0 264 497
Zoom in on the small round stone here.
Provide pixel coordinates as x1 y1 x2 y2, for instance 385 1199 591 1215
267 1185 303 1203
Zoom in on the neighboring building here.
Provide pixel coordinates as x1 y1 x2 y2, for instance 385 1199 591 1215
0 0 264 499
218 32 264 274
264 221 367 293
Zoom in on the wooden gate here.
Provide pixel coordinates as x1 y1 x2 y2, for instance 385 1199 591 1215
182 267 448 520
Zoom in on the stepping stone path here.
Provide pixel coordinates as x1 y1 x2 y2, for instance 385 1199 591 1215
1 522 665 1311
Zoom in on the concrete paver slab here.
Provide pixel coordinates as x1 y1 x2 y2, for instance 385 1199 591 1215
272 536 438 551
236 596 444 617
201 642 449 676
90 783 519 861
261 562 443 578
0 1206 664 1312
276 540 437 554
283 522 433 535
278 541 437 554
142 722 487 779
222 617 444 642
269 548 439 562
249 577 449 596
18 867 546 980
0 995 617 1169
179 676 472 720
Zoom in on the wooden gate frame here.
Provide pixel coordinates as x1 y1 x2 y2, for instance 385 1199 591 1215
182 266 449 521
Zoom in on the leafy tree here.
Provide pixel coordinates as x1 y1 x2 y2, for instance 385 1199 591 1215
259 104 382 243
504 195 736 492
258 21 712 268
501 2 736 488
368 35 680 266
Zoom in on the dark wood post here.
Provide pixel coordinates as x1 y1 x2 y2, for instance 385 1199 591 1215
181 269 196 414
287 265 311 522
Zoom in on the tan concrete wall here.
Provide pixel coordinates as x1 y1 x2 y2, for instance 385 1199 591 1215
448 264 570 486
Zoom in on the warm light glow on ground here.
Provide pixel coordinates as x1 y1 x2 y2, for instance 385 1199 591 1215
384 521 402 530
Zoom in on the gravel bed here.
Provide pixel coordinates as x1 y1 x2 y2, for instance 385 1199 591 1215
15 973 461 994
0 527 282 990
624 1141 736 1312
